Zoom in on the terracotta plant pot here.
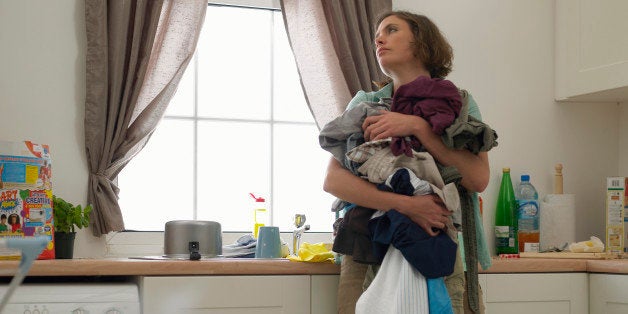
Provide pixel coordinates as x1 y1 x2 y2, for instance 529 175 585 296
54 231 76 259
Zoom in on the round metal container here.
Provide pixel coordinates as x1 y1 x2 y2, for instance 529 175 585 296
164 220 222 259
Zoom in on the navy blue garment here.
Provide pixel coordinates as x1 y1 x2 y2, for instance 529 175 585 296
369 169 458 279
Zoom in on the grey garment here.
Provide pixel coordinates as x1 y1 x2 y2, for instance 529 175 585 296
319 101 390 163
440 166 485 313
441 92 498 153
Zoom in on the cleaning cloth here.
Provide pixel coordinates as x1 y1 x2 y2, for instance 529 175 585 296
288 242 335 263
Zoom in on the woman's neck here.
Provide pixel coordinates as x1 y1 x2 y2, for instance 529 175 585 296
391 68 431 93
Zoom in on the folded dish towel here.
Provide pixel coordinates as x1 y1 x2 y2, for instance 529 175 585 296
222 234 257 258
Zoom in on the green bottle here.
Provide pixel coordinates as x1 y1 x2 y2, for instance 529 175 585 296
495 167 518 254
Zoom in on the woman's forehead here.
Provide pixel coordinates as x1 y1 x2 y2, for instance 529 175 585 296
377 16 406 32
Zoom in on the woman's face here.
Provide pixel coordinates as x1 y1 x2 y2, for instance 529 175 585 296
374 15 422 75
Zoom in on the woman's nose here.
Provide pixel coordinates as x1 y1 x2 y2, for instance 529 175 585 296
374 35 383 46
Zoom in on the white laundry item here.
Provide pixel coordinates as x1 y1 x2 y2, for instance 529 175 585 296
355 245 429 314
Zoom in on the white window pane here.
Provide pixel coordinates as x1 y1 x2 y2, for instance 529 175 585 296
197 6 271 120
272 12 312 123
196 121 271 232
165 60 195 117
119 119 195 231
273 124 335 232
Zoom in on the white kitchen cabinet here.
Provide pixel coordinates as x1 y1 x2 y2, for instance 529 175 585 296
142 275 310 314
480 273 588 314
589 274 628 314
555 0 628 102
311 275 338 314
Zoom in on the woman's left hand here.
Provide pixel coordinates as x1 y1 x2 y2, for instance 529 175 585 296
362 110 428 141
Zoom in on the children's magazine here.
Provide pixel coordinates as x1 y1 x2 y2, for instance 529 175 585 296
0 141 54 259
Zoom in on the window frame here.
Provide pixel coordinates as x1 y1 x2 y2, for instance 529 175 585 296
115 0 334 236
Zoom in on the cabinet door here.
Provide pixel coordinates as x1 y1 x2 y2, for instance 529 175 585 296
482 273 588 314
142 275 310 314
310 275 339 314
589 274 628 314
555 0 628 102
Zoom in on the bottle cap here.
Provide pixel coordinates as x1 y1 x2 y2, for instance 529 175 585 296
503 167 510 172
249 193 265 202
521 175 530 182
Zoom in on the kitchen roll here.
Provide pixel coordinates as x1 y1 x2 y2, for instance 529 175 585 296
540 194 576 250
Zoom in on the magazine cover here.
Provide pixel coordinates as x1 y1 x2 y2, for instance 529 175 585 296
0 141 54 259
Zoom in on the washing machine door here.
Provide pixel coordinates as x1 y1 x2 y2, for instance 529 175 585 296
0 283 140 314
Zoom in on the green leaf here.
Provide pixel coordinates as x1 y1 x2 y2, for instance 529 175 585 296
53 195 92 233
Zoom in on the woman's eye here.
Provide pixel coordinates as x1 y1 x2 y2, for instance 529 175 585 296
388 27 397 33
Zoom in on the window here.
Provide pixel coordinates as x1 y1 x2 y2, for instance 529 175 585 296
118 2 335 233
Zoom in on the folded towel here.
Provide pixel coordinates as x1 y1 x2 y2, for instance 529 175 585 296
222 234 257 258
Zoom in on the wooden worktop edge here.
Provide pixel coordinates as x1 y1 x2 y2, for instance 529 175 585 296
0 257 625 277
0 258 340 277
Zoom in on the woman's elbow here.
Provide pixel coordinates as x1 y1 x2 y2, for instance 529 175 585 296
462 172 489 193
323 174 334 193
467 152 490 192
473 178 489 193
323 158 340 194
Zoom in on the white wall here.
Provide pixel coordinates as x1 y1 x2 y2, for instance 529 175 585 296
619 104 628 175
0 0 621 258
0 0 104 257
394 0 619 253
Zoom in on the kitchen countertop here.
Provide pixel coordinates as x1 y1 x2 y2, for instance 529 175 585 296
0 257 625 277
0 258 341 277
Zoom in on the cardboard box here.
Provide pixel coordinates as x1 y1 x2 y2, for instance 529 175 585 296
605 177 626 254
0 141 54 259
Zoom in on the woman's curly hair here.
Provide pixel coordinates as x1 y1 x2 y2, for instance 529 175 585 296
374 11 453 88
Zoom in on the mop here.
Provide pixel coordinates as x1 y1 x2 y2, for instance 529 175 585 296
0 237 48 313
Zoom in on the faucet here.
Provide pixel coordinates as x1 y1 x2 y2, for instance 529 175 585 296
292 214 310 255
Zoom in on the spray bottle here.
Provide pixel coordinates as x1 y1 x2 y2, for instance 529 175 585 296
249 193 268 238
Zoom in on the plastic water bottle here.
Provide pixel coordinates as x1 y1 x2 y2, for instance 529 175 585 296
495 168 518 254
515 175 540 252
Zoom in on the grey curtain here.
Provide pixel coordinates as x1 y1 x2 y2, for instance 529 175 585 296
321 0 390 95
280 0 391 129
84 0 207 236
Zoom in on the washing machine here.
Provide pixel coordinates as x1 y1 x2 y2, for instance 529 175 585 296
0 282 140 313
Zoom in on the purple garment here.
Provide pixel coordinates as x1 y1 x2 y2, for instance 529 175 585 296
390 76 462 157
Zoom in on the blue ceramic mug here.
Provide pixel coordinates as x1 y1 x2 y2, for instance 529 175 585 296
255 226 282 258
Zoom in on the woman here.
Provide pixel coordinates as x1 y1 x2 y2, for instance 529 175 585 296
323 11 490 313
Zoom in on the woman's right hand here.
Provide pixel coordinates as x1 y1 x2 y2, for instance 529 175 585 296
397 194 452 236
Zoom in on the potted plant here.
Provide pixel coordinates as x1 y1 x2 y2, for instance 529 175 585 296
52 195 92 259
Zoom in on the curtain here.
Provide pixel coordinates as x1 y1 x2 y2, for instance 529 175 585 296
84 0 207 236
321 0 390 95
280 0 391 129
